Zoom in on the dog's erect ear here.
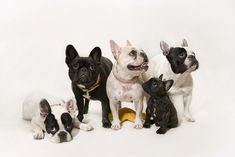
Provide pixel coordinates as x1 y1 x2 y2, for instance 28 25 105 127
160 41 170 56
89 47 101 63
164 80 174 91
181 39 188 47
65 45 79 66
65 98 77 114
126 40 132 47
110 40 120 60
159 74 163 80
40 99 51 118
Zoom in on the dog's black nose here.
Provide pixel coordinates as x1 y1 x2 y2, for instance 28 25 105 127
140 52 149 62
58 131 67 141
81 67 87 72
188 55 195 60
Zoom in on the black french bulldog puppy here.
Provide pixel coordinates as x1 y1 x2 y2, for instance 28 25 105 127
143 74 178 134
65 45 112 128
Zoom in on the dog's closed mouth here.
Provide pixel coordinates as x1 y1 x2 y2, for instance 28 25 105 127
127 62 149 71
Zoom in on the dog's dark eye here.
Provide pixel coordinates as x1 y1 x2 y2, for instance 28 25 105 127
49 127 58 134
66 125 73 132
73 63 79 70
152 81 157 86
90 65 94 71
129 50 137 57
179 53 186 58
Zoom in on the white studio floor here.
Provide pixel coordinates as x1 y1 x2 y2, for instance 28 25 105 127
1 0 235 157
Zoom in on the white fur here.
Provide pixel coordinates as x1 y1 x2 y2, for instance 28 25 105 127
107 40 147 130
142 41 197 124
22 91 93 143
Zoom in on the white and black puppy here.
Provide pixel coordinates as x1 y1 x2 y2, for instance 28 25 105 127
142 39 199 123
107 40 148 130
22 92 93 143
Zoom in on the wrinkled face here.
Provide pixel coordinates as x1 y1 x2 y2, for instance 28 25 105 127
119 47 149 72
142 76 173 97
40 99 76 143
69 57 99 87
66 45 101 88
160 39 199 74
166 47 199 74
44 106 74 143
110 40 149 75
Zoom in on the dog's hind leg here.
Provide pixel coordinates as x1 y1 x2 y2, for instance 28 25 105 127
183 92 195 122
170 95 184 124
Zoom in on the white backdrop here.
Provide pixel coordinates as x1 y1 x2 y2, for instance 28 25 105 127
0 0 235 157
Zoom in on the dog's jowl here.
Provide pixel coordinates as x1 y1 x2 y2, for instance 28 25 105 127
65 45 113 128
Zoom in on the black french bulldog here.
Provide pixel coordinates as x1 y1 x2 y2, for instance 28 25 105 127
65 45 112 128
143 74 178 134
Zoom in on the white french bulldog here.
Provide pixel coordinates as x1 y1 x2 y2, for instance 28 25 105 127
22 91 93 143
142 39 199 123
106 40 148 130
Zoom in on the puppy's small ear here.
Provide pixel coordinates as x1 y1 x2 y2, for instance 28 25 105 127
160 41 170 56
126 40 132 47
159 74 163 80
66 45 79 66
164 80 174 91
40 99 51 118
110 40 120 60
65 98 77 114
181 39 188 47
89 47 102 63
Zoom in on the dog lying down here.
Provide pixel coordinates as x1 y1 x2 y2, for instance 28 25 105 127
22 91 93 143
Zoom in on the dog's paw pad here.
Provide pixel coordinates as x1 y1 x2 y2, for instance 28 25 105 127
143 123 151 128
184 116 195 122
134 123 143 129
156 128 166 134
111 123 121 130
33 131 44 139
84 125 94 131
103 121 112 128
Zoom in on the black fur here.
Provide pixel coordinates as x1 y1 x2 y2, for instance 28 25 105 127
44 113 60 135
143 75 178 134
40 99 73 136
166 47 188 74
61 113 74 133
65 45 113 128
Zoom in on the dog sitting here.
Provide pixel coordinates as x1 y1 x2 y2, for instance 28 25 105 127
142 39 199 123
106 40 148 130
142 75 178 134
22 91 93 143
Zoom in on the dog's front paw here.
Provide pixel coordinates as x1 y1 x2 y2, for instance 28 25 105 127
184 115 195 122
77 114 84 122
156 128 167 134
102 119 112 128
111 121 121 130
33 130 44 140
134 120 143 129
80 123 94 131
143 122 151 128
